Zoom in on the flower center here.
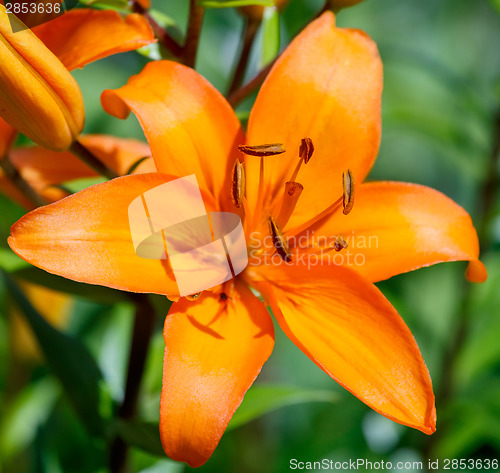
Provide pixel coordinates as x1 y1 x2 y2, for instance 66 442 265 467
231 138 355 262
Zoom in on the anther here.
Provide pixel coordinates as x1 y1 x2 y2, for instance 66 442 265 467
268 216 292 263
231 159 246 208
290 137 314 182
342 169 354 215
299 138 314 163
238 143 285 157
332 235 348 252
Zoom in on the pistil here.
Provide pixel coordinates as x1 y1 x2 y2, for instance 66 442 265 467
276 181 303 228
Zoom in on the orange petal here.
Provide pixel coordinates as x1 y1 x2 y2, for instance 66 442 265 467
252 263 436 434
10 135 153 198
0 5 84 150
246 12 382 229
32 9 155 71
101 60 245 210
0 116 16 157
160 281 274 467
300 181 487 283
8 173 179 295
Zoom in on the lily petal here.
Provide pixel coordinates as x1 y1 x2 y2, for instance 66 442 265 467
252 263 436 434
10 135 153 198
160 281 274 467
246 12 382 228
300 181 487 283
8 173 179 295
101 60 245 210
33 9 155 71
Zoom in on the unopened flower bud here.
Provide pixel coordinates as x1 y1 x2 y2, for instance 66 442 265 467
0 5 84 151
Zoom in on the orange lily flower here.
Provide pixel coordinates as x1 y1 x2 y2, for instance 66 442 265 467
0 6 155 151
8 12 486 467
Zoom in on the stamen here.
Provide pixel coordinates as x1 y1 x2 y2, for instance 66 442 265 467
276 181 303 229
238 143 285 156
299 137 314 164
289 137 314 182
332 235 348 252
268 216 292 263
342 169 354 215
231 159 246 208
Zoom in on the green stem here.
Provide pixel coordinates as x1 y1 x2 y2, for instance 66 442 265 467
425 106 500 457
132 2 183 57
227 18 261 97
228 60 275 107
183 0 205 68
70 141 118 180
109 294 157 473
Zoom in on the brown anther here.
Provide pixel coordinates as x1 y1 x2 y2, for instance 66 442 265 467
231 159 246 208
342 169 354 215
299 138 314 164
268 216 292 263
238 143 285 157
333 235 348 252
185 292 201 301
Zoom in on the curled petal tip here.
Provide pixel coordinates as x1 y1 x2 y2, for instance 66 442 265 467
466 259 488 283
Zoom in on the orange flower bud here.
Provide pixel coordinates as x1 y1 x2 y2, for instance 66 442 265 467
0 5 84 151
239 0 289 21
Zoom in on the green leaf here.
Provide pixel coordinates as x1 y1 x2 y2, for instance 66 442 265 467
260 6 280 67
12 266 129 304
0 378 59 460
2 272 106 436
0 247 29 273
197 0 273 8
138 459 184 473
111 385 337 457
112 419 165 457
227 384 339 430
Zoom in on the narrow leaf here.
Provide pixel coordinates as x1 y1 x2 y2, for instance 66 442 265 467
2 272 106 436
227 384 339 430
261 6 280 67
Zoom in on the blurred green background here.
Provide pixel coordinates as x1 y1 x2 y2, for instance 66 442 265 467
1 0 500 471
